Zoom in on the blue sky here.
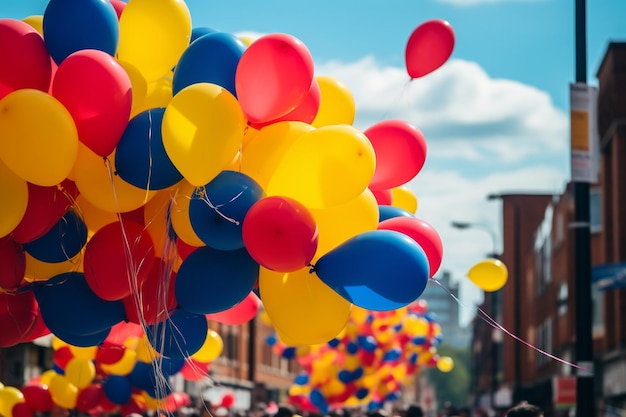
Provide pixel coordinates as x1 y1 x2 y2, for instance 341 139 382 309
3 0 626 325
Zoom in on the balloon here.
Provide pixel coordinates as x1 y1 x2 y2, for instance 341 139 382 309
115 108 183 190
22 15 44 35
117 0 191 80
11 180 78 244
378 205 414 222
162 83 246 186
311 75 356 127
466 258 508 292
0 160 28 239
189 171 264 250
391 185 418 214
405 19 455 79
145 309 208 360
314 230 430 311
191 329 223 363
73 144 156 213
254 77 321 128
175 246 259 314
436 356 454 373
0 89 78 186
169 181 205 247
0 19 51 99
75 383 103 413
23 210 88 264
43 0 119 64
33 272 126 337
0 387 25 417
267 125 376 209
21 384 53 413
65 358 96 389
173 31 246 96
48 374 78 409
371 188 392 206
240 121 314 189
309 189 379 258
102 375 132 405
0 236 26 291
0 290 38 347
83 220 156 301
51 49 132 157
235 33 314 124
221 393 235 409
190 27 217 43
242 196 318 272
378 217 443 277
206 292 260 325
260 267 352 345
364 120 427 191
122 258 178 325
180 358 210 381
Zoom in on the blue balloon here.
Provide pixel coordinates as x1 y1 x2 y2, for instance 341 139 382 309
266 334 277 347
357 335 377 352
356 388 369 400
145 309 208 360
128 361 154 391
309 388 327 408
43 0 119 64
173 32 246 96
52 326 111 347
294 373 309 386
23 210 87 263
338 370 352 384
382 347 402 362
115 108 183 190
346 341 359 354
378 205 414 222
34 272 125 336
103 375 132 405
314 230 430 311
327 338 340 348
189 170 264 250
190 27 218 44
175 246 259 314
282 347 296 359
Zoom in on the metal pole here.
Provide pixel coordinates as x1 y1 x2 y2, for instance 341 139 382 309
574 0 595 416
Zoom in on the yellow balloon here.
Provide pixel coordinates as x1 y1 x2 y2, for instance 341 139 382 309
437 356 454 373
25 252 83 282
169 181 205 247
48 374 78 409
118 60 149 118
139 73 173 112
309 188 378 258
391 185 418 214
0 89 78 186
467 258 509 292
267 125 376 209
0 386 24 417
69 345 97 361
73 144 155 213
162 83 246 186
260 267 352 345
191 329 224 363
240 121 314 189
135 335 160 363
23 15 44 35
101 348 137 376
73 194 119 236
64 358 95 389
311 75 356 127
39 369 58 387
118 0 192 81
0 160 28 238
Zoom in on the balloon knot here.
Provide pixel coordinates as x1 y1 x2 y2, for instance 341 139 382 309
307 263 315 274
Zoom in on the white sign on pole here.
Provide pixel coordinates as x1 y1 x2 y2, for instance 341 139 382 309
570 83 599 184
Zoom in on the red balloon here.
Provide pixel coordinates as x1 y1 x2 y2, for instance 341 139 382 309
370 188 392 206
96 342 126 365
166 392 191 411
21 384 54 412
0 236 26 291
364 120 427 191
119 397 145 416
76 384 103 413
53 345 74 369
405 19 455 79
378 217 443 277
220 392 235 408
252 78 321 129
206 291 259 325
235 33 314 124
242 196 318 272
180 359 210 381
20 309 51 343
12 402 34 417
0 18 52 99
122 258 177 325
0 290 38 347
11 180 79 244
83 221 155 301
109 0 127 19
51 49 132 156
105 320 144 345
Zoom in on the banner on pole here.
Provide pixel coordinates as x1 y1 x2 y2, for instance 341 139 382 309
570 83 599 183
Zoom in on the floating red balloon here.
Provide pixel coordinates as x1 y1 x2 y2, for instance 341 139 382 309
206 291 260 325
21 383 53 413
242 196 318 272
405 19 455 79
0 290 38 347
0 236 26 291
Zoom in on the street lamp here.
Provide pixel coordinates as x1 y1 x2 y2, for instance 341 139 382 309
450 220 499 259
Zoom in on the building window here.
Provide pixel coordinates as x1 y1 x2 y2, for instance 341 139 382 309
592 285 604 334
590 188 602 233
534 205 553 296
558 282 568 316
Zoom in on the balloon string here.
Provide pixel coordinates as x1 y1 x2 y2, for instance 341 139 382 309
195 186 241 225
429 278 590 373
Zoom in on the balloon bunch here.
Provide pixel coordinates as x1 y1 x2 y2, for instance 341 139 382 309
0 321 225 417
0 0 453 355
266 301 449 414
